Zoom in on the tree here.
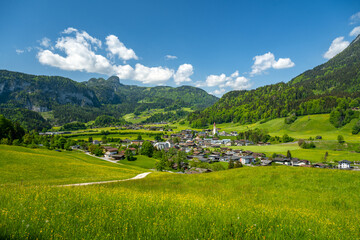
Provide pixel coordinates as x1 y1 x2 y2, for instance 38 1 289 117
324 151 329 162
228 159 234 169
286 150 292 159
137 134 142 140
125 149 136 161
154 135 162 142
140 141 154 157
352 120 360 134
155 155 167 171
337 135 345 144
88 136 93 143
234 161 243 168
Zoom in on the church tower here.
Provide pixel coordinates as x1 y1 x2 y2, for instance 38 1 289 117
213 122 218 135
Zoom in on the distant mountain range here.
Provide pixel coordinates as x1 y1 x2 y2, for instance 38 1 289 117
188 34 360 128
0 70 218 129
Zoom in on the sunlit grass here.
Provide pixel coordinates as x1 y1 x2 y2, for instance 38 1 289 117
0 167 359 239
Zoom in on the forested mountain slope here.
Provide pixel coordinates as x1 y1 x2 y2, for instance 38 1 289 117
85 76 218 109
189 35 360 128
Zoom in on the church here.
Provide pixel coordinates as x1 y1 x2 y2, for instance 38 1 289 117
212 122 218 135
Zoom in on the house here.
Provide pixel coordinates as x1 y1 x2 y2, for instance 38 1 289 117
154 141 172 150
92 140 100 145
128 148 137 155
261 159 273 166
240 156 255 165
338 160 352 169
208 154 220 162
273 158 291 165
130 140 144 146
111 154 125 160
104 148 118 158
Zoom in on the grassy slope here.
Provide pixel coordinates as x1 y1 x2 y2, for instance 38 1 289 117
0 145 150 186
1 167 359 239
231 143 360 163
215 114 360 142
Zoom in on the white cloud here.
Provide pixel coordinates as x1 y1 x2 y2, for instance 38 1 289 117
62 27 77 34
323 36 350 59
205 73 227 87
37 28 191 85
173 64 194 85
106 35 138 61
202 70 251 94
250 52 295 75
165 55 177 60
350 26 360 37
132 64 174 84
16 49 24 54
211 88 226 96
40 37 51 48
350 12 360 25
38 29 113 75
225 76 251 90
272 58 295 69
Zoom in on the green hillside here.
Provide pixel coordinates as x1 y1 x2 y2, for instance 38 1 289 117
0 160 359 239
189 34 360 127
216 114 360 141
0 145 151 185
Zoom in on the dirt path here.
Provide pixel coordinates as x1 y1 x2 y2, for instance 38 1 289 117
58 172 152 187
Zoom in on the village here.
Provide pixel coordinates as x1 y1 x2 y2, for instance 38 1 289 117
67 123 357 172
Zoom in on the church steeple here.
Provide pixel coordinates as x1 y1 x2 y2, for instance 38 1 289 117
212 122 218 135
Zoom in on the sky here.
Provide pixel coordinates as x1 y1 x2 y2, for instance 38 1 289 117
0 0 360 96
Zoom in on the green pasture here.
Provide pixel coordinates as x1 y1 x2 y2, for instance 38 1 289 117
232 143 360 163
0 166 359 239
215 114 360 142
0 145 146 186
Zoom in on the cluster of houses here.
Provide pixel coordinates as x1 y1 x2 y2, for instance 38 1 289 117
85 124 355 170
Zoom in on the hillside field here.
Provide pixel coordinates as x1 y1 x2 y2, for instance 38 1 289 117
214 114 360 142
1 145 360 239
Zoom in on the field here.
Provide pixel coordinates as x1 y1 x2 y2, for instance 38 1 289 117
215 114 360 142
230 143 360 163
1 145 360 239
0 145 153 186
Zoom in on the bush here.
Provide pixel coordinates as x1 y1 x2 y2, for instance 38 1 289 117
352 120 360 135
285 114 297 124
300 141 316 149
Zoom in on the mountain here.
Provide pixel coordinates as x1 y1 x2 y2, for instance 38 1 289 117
0 70 218 128
0 70 100 111
84 76 218 109
188 35 360 128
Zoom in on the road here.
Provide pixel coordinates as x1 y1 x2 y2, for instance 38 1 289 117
58 172 152 187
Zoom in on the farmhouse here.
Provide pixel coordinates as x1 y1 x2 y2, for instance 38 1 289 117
338 160 352 169
240 156 255 165
104 148 118 158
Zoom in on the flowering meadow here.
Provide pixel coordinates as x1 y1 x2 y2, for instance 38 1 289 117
0 145 360 239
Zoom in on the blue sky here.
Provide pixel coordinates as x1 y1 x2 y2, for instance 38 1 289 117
0 0 359 96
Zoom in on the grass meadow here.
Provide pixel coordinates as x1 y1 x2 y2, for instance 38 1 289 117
0 145 148 186
231 143 360 163
0 145 360 239
216 114 360 142
1 165 360 239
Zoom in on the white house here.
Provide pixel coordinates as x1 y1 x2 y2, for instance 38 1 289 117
154 141 172 150
240 156 255 165
338 160 352 169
